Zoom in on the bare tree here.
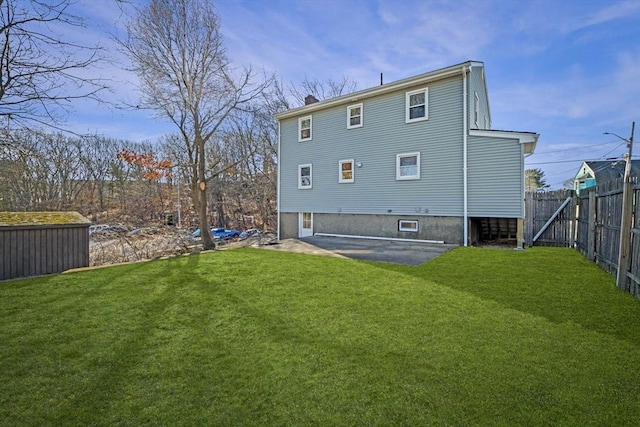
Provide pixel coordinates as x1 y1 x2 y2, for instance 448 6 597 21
0 0 107 130
120 0 271 249
289 75 358 106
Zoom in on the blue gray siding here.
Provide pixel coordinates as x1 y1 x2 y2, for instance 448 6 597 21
467 135 524 217
467 65 490 129
280 76 465 217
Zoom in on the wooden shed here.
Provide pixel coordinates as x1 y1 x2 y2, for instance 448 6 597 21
0 212 91 281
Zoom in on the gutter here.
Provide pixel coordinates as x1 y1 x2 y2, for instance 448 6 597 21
462 64 470 247
276 120 281 240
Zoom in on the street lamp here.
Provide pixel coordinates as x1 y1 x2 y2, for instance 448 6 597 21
603 122 635 291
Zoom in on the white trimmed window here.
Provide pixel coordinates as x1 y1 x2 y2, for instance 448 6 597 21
298 164 312 189
396 152 420 180
298 116 312 142
339 159 354 183
347 103 363 129
474 92 480 127
399 220 418 232
406 88 428 123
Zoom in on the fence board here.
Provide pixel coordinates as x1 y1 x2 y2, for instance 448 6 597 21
525 190 575 247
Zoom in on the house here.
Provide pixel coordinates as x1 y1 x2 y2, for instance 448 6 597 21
574 160 640 194
275 61 538 247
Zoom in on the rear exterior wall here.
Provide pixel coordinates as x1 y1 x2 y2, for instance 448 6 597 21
279 75 465 218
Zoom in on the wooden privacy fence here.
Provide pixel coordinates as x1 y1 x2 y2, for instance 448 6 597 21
524 190 576 248
525 176 640 299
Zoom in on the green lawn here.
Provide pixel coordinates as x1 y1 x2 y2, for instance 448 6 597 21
1 247 639 426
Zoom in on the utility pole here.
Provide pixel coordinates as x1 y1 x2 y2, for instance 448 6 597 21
605 122 635 291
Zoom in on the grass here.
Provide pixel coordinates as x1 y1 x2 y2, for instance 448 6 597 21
1 247 639 426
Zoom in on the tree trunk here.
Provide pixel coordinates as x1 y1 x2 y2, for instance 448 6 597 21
197 139 215 250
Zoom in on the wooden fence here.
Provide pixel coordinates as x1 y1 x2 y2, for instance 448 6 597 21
524 190 576 247
525 175 640 299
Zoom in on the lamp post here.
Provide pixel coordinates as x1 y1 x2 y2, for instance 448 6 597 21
604 122 635 291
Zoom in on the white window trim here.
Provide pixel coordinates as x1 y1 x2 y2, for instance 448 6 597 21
338 159 355 183
405 87 428 123
347 103 363 129
399 220 419 232
298 115 312 142
396 152 420 180
298 163 312 189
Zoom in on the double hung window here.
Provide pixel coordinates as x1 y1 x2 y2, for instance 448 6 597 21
298 164 312 189
339 159 354 183
396 152 420 180
406 88 428 123
347 103 363 129
298 116 312 141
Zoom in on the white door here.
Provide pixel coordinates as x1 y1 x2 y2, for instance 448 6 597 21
298 212 313 238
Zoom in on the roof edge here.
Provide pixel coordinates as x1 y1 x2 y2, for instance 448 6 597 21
469 129 539 155
275 60 482 120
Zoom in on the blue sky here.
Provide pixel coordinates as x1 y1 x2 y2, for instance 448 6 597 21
67 0 639 188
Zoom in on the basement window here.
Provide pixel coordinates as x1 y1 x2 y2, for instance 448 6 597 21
399 220 419 232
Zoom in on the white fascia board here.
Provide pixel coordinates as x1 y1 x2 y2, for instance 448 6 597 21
275 61 477 121
574 161 593 180
469 129 539 155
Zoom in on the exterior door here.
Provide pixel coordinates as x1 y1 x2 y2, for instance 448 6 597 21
298 212 313 238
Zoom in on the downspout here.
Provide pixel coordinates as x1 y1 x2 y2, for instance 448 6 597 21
276 120 281 241
462 65 469 246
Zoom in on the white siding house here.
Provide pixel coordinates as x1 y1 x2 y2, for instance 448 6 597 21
276 61 538 246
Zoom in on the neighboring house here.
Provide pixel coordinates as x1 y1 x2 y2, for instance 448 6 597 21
574 160 640 194
275 61 538 247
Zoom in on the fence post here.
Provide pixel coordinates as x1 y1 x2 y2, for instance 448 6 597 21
569 192 576 247
588 190 596 261
616 179 634 291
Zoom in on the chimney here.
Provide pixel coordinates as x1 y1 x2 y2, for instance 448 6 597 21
304 95 320 105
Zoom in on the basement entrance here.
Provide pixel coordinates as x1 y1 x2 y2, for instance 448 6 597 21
470 217 518 246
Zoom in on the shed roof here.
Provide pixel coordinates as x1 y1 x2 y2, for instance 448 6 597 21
0 212 91 227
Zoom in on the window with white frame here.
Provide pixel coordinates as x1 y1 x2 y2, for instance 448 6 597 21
298 116 312 141
474 92 480 127
339 159 354 183
347 103 363 129
406 88 428 123
298 164 312 189
399 220 418 232
396 152 420 180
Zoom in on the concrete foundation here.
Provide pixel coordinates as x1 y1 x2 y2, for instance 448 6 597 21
279 212 464 244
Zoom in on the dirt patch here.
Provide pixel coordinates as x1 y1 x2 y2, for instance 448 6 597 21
89 228 276 267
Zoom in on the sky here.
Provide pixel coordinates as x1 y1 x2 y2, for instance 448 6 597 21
61 0 640 189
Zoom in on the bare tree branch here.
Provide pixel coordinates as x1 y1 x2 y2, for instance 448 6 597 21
0 0 109 129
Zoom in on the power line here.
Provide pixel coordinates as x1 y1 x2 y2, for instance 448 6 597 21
534 140 620 155
527 158 621 165
527 155 640 165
